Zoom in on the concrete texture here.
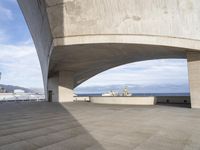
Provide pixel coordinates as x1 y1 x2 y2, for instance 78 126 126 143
74 96 90 102
157 96 190 104
187 52 200 108
0 102 199 150
58 71 74 102
90 96 156 105
18 0 200 106
74 96 191 104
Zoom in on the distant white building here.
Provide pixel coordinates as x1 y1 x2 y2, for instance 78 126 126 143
14 89 25 94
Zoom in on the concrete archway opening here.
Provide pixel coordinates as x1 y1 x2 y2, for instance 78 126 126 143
46 43 200 108
74 58 191 108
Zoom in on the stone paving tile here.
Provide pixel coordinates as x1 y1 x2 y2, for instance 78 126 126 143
27 126 87 148
0 135 19 146
0 141 38 150
0 102 200 150
37 133 104 150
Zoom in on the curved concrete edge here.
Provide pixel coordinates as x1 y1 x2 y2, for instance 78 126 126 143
90 96 157 105
52 34 200 51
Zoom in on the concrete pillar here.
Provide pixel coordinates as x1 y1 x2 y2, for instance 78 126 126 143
58 71 74 102
187 52 200 108
48 75 59 102
47 71 74 102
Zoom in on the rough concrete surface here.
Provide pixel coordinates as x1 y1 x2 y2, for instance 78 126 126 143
0 102 199 150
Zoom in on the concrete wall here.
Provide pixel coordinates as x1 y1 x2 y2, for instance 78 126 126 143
19 0 200 86
90 96 156 105
74 96 191 105
187 52 200 108
47 71 74 102
45 0 200 89
156 96 190 104
47 75 59 102
46 0 200 40
74 96 90 102
58 71 74 102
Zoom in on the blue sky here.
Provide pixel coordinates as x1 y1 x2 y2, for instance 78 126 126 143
0 0 189 92
0 0 43 88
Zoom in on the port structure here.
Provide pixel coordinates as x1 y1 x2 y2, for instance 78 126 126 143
18 0 200 108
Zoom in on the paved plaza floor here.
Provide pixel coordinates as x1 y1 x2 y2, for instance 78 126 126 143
0 102 199 150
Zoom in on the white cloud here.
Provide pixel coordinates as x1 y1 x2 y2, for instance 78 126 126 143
0 3 13 20
0 38 188 90
79 59 189 87
0 42 43 88
0 45 33 59
0 30 9 43
0 2 43 88
0 40 188 90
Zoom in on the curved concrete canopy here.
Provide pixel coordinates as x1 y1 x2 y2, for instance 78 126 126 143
49 43 187 87
18 0 200 108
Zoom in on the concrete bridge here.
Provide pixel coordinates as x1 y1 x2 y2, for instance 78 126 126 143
18 0 200 108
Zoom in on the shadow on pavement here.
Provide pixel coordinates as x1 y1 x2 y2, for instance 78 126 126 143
0 102 105 150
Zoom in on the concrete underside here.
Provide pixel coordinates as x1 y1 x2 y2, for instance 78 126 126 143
49 43 187 86
0 102 200 150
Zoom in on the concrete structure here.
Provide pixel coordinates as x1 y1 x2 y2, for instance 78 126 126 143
74 96 90 102
18 0 200 108
74 96 190 105
90 96 156 105
157 96 190 104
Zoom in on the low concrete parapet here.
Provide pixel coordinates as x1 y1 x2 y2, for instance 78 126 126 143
90 96 156 105
74 96 90 102
156 96 190 104
73 96 191 105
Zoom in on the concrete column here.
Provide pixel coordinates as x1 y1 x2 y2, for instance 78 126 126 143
187 52 200 108
48 75 59 102
58 71 74 102
47 71 74 102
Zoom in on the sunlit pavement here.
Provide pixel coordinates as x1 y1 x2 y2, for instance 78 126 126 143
0 102 199 150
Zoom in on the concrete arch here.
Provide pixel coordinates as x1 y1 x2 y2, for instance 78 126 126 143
48 35 199 87
47 40 196 104
74 57 189 89
18 0 200 108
